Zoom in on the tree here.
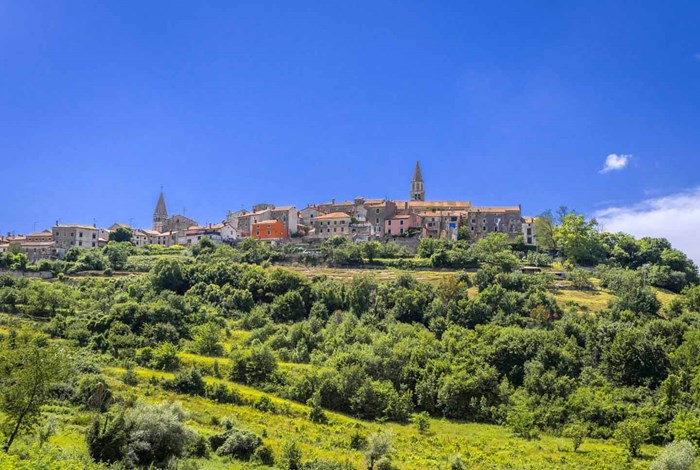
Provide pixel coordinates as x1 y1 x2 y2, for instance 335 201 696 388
308 393 328 424
411 411 430 434
151 258 187 294
103 241 133 270
614 418 649 457
192 321 224 357
563 422 589 452
362 241 381 263
0 333 67 452
506 399 539 440
108 226 133 243
534 211 556 251
282 439 303 470
552 214 603 265
364 432 393 469
271 290 306 322
87 401 194 466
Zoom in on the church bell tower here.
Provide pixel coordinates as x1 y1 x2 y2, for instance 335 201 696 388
410 161 425 201
153 188 168 232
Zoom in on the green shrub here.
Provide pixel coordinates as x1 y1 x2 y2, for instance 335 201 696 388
216 429 263 460
253 444 275 466
282 440 303 470
562 422 589 452
614 418 649 457
411 411 430 434
650 440 697 470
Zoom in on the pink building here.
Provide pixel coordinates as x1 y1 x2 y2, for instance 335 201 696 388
384 213 422 236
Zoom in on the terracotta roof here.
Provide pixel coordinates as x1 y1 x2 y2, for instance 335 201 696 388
315 212 352 220
522 216 536 223
27 230 53 237
470 206 520 213
252 219 283 226
418 210 468 217
272 206 294 211
54 224 97 230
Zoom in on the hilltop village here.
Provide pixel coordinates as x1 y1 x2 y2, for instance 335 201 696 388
0 162 536 262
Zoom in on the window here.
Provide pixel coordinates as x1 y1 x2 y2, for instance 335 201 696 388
387 229 392 235
388 220 392 225
79 232 83 238
267 230 271 235
92 233 96 239
256 231 260 236
92 242 96 247
78 241 82 246
376 218 379 224
333 228 337 232
376 209 380 213
400 220 404 225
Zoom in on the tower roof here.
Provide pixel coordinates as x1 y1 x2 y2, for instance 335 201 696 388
154 191 168 217
412 161 423 183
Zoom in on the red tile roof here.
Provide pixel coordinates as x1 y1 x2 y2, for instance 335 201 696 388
316 212 352 220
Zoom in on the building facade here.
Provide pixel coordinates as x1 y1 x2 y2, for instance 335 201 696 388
252 220 288 240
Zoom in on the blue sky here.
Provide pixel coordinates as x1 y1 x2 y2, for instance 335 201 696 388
1 1 699 249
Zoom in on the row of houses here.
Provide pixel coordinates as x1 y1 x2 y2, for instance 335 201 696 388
1 161 538 262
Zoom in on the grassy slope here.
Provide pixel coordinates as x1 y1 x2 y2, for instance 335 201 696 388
100 364 659 469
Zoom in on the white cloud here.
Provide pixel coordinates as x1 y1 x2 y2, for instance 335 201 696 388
595 188 700 264
599 153 631 174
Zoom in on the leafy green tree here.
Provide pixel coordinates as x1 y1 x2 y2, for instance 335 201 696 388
363 241 381 262
150 342 181 371
614 418 649 457
103 241 134 270
308 393 328 424
563 422 589 452
553 214 603 265
349 274 377 316
192 321 224 356
0 333 67 452
670 412 700 448
411 411 430 434
271 290 306 322
151 258 188 294
506 398 538 440
87 401 194 466
282 439 303 470
534 211 556 251
108 226 133 243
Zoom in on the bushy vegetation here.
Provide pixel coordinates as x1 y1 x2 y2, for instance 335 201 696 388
0 227 698 468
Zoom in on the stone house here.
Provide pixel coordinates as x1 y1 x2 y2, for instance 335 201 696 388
420 211 466 240
299 205 328 227
52 224 100 253
466 206 523 240
313 212 353 238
